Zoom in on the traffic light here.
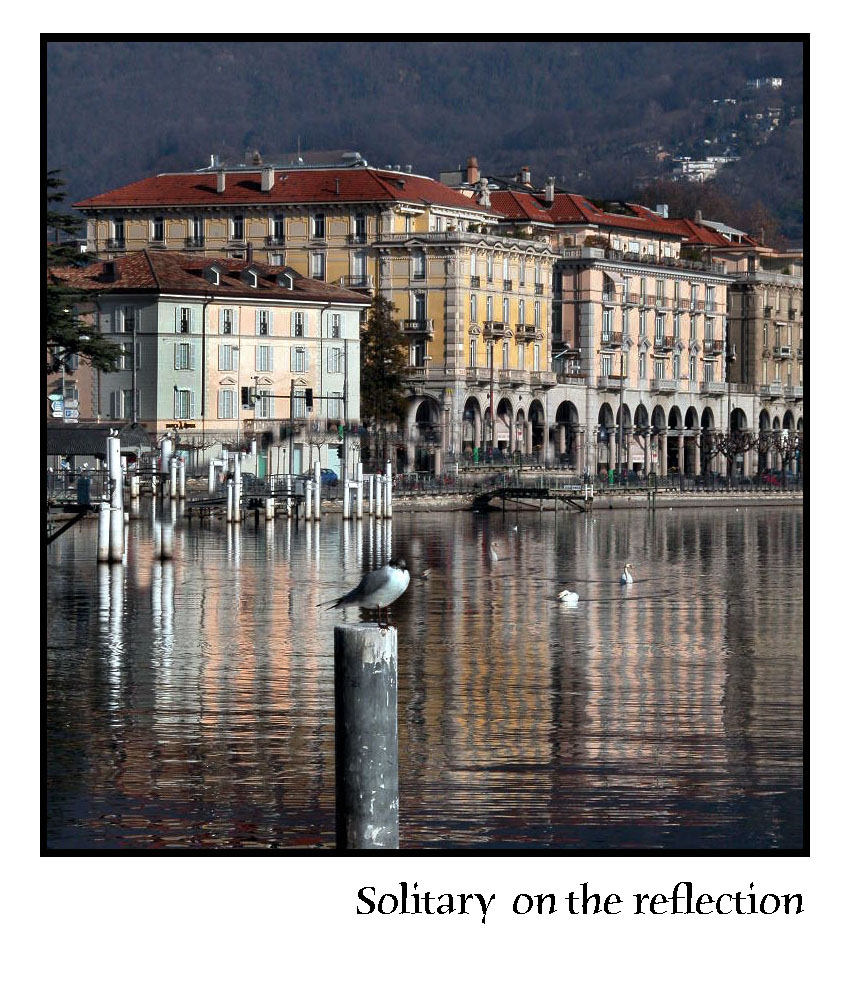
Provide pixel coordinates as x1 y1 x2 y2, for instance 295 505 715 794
305 388 314 410
241 386 250 407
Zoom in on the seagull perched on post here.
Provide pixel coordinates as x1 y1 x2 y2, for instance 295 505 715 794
318 558 410 627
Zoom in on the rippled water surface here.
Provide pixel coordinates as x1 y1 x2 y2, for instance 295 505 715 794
46 502 804 850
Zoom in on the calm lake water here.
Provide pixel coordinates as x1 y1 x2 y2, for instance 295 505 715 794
45 502 804 850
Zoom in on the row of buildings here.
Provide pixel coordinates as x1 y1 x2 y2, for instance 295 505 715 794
49 150 804 477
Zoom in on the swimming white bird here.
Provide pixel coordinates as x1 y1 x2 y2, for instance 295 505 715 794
489 542 500 563
558 589 579 605
318 558 410 625
420 568 431 581
620 563 633 585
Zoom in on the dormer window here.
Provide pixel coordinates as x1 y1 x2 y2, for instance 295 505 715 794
204 264 221 286
276 272 294 290
242 267 259 289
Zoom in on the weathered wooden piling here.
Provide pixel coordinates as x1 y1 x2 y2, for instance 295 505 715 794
375 473 383 519
305 479 313 521
178 457 186 499
334 623 399 850
264 496 275 520
233 455 242 522
207 460 217 495
226 480 235 522
355 461 364 519
107 434 124 562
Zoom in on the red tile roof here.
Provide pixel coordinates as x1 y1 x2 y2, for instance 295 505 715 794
488 189 554 224
74 167 494 215
48 251 372 304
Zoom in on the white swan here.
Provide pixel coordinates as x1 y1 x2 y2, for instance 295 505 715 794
620 563 633 585
558 589 579 605
489 542 499 563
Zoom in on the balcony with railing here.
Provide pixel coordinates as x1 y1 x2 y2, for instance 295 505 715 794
340 274 374 290
514 323 538 340
773 344 793 359
600 329 623 347
797 346 804 359
503 279 513 291
402 318 434 336
530 370 557 387
465 366 489 384
106 237 126 250
185 236 205 249
640 295 656 307
700 381 726 396
650 378 679 393
703 339 723 356
653 335 674 353
785 385 804 400
597 374 625 390
347 233 368 244
759 381 784 398
483 321 508 338
404 363 433 378
675 297 690 311
559 245 728 275
499 369 529 386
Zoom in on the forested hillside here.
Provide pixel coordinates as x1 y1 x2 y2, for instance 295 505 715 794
46 40 804 241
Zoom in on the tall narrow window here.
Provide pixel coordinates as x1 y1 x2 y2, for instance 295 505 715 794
257 309 271 336
689 355 697 382
328 392 343 418
232 215 244 241
413 292 426 321
272 216 285 243
486 297 493 322
112 217 125 246
533 342 540 371
518 299 525 325
256 390 273 419
152 217 164 243
469 338 478 367
412 251 426 280
310 253 326 280
534 300 541 327
179 307 191 334
354 213 366 242
219 343 235 371
174 389 194 419
328 347 343 373
486 254 493 283
291 347 306 372
191 216 204 246
174 342 194 370
655 313 665 344
256 345 273 372
293 390 306 418
519 259 526 286
470 295 477 322
470 251 477 277
602 308 614 343
673 353 680 379
293 312 305 337
704 360 715 383
330 313 341 338
221 308 233 335
518 342 525 369
218 389 236 419
502 297 509 323
312 214 325 239
639 351 646 379
502 340 509 368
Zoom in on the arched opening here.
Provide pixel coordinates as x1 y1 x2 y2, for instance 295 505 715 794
411 397 441 472
462 396 483 459
783 410 795 431
684 406 700 475
667 405 683 473
597 403 615 472
496 397 513 453
555 400 580 469
614 403 632 474
528 400 546 461
700 406 716 476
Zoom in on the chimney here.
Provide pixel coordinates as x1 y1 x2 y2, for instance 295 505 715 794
521 165 531 186
466 156 480 185
544 176 555 203
656 203 669 218
695 208 703 224
261 166 275 192
103 260 117 282
217 170 226 194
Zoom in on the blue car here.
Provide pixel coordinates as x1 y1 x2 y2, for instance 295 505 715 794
320 468 339 485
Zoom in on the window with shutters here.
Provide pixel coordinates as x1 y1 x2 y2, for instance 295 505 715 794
655 313 665 344
219 344 235 371
704 360 715 383
705 316 715 343
486 297 493 322
311 252 326 280
256 345 273 372
689 355 697 382
654 359 665 380
328 392 343 419
518 342 525 369
174 389 193 419
118 341 132 370
533 342 540 371
518 299 525 325
469 338 477 367
706 286 716 311
218 389 236 420
179 307 191 334
470 295 477 322
412 251 426 280
328 347 342 373
502 340 509 368
174 342 193 370
256 390 273 419
519 259 526 286
292 347 306 372
122 389 136 420
293 312 305 337
257 309 270 335
639 351 646 379
122 306 137 333
534 300 541 327
221 308 233 335
602 308 614 343
293 390 306 418
330 313 341 338
502 297 509 323
486 254 493 283
600 353 613 376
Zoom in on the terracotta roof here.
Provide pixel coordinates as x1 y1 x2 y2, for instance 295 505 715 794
49 251 372 304
488 190 554 224
74 167 494 215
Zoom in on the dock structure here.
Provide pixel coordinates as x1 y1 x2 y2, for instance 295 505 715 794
471 477 594 513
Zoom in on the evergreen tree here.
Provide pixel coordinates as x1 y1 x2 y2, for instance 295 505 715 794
359 295 408 424
46 168 120 373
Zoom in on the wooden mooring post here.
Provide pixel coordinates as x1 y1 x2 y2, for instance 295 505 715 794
334 623 399 850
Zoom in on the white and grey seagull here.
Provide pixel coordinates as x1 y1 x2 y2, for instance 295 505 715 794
318 557 410 626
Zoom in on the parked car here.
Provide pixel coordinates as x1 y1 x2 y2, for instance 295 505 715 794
320 468 339 486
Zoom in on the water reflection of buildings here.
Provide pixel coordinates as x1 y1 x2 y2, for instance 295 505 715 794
46 505 803 848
